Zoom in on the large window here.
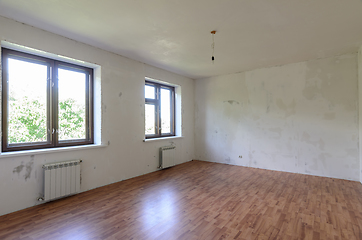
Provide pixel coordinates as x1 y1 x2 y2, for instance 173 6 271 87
1 48 93 152
145 80 175 139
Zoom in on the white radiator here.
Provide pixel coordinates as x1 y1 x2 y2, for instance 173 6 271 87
159 146 176 169
42 160 82 202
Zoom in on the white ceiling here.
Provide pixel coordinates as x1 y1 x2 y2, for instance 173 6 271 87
0 0 362 79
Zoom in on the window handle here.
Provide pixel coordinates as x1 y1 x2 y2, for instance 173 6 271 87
48 128 55 134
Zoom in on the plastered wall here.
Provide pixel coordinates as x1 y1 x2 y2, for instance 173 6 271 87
195 53 359 181
359 46 362 183
0 16 195 216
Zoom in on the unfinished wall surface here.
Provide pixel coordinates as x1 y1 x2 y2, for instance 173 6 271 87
359 46 362 183
0 16 195 216
195 53 359 181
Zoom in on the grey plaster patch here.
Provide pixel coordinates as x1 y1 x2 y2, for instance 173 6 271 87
323 112 336 120
13 162 25 175
275 98 296 117
302 82 320 100
268 127 282 139
309 159 319 172
346 148 358 157
24 159 34 181
223 100 239 105
301 132 310 142
225 157 231 163
119 92 122 98
252 115 261 121
301 132 325 151
318 153 328 170
318 139 325 151
248 152 253 159
304 57 357 111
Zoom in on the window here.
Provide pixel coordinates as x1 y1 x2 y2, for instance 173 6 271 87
145 80 175 139
1 48 93 152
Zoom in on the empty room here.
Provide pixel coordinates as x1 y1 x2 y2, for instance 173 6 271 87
1 0 362 239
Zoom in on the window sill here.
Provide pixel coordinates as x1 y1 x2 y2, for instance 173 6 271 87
143 136 183 142
0 144 107 158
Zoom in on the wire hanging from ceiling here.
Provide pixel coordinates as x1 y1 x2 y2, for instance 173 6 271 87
211 30 216 63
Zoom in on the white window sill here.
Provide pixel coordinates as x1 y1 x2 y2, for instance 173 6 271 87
0 144 107 158
143 136 183 142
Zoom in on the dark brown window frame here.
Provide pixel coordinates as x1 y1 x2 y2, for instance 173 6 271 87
145 80 175 139
1 48 94 152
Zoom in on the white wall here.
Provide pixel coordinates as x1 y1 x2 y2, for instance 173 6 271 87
0 16 195 216
195 53 359 181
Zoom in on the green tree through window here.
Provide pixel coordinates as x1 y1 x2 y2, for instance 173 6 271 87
2 48 93 152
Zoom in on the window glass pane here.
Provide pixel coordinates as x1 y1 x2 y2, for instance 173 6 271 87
145 104 155 135
145 85 155 99
161 88 171 134
58 68 86 140
8 58 48 144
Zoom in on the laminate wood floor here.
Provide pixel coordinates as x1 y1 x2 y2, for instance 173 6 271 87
1 160 362 240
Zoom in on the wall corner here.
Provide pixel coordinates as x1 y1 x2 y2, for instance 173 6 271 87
358 46 362 183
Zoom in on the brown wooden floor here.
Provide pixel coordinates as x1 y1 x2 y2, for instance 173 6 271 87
1 160 362 240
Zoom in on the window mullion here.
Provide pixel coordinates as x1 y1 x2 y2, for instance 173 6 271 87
47 63 53 146
52 62 59 146
157 86 161 136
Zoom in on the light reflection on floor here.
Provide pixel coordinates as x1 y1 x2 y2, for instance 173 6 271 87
141 185 179 232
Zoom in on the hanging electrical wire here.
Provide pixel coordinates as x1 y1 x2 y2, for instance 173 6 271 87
211 30 216 63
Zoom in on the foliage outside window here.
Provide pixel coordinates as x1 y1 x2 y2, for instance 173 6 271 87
1 48 93 152
145 80 175 139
